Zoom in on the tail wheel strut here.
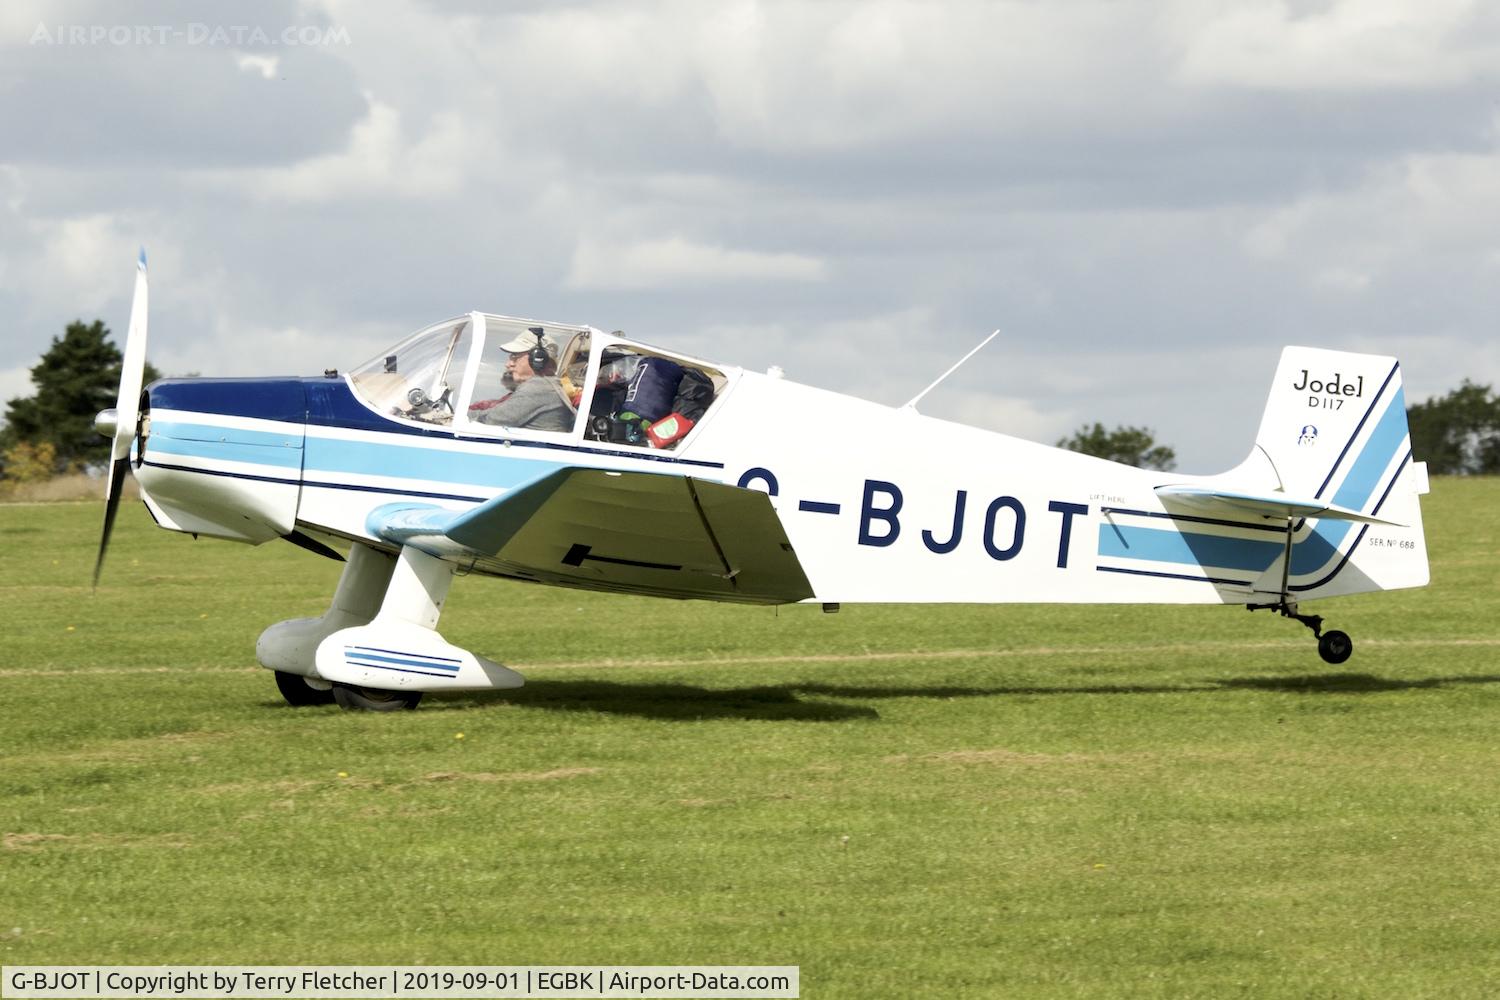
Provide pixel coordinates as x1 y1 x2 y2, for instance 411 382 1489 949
1248 601 1353 665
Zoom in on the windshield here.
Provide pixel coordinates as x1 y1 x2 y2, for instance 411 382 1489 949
347 315 721 446
350 316 472 425
466 315 592 434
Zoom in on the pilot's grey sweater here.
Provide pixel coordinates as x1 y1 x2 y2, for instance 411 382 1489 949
475 377 573 433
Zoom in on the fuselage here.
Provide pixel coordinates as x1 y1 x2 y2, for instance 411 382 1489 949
130 315 1430 610
134 361 1389 609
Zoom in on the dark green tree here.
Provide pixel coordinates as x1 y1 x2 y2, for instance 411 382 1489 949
1057 422 1177 471
1 319 161 473
1407 380 1500 475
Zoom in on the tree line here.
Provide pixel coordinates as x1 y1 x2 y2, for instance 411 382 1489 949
1058 381 1500 474
2 319 1498 480
0 320 160 483
1057 382 1500 474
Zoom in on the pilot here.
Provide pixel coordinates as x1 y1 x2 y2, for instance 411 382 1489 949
473 332 574 432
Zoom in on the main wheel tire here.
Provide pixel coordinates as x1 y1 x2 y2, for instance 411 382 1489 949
1318 629 1353 665
331 682 423 712
275 670 335 706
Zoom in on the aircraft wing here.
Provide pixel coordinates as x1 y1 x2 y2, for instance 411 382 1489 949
370 467 815 604
1154 485 1404 526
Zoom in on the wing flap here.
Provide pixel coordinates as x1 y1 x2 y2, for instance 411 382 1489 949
1154 485 1404 526
442 467 814 603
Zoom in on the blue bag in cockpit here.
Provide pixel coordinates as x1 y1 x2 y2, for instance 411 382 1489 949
620 358 685 423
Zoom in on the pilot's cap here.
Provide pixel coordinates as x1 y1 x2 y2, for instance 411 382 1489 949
498 333 556 357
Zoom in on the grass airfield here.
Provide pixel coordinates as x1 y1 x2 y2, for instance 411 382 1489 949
2 480 1498 998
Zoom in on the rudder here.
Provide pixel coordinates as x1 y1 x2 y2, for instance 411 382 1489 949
1248 346 1429 599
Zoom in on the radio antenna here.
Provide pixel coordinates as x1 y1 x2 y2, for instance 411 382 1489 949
901 329 1001 412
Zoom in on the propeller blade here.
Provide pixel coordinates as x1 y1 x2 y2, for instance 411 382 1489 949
94 249 150 589
93 456 130 588
111 248 149 463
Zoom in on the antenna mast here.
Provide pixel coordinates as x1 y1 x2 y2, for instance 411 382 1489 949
901 329 1001 412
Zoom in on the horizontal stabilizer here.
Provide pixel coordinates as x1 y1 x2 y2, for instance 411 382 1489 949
1154 485 1405 527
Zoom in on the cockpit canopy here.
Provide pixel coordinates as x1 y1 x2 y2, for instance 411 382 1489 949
349 313 727 451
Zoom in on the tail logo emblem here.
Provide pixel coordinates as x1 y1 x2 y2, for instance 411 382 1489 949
1298 424 1318 446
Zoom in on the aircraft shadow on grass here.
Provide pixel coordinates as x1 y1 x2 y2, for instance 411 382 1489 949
420 680 882 722
1215 672 1500 693
371 670 1500 722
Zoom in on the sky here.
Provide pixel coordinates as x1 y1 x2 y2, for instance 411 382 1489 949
3 0 1499 471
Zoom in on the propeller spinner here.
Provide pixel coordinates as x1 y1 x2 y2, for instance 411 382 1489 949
92 248 150 588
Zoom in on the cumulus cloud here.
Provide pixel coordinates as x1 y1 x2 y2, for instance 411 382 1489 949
3 0 1499 469
228 99 484 201
1241 133 1500 304
0 25 364 167
235 53 279 79
1173 0 1498 92
565 235 826 290
9 214 138 316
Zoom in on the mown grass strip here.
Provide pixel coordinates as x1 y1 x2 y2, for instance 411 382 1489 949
2 479 1497 997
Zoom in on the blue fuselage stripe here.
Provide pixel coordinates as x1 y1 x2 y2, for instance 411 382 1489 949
151 377 726 473
301 379 725 470
147 435 305 469
345 651 460 672
349 644 462 664
1100 507 1289 534
1332 387 1407 512
304 436 567 489
1315 362 1399 499
140 458 490 503
1290 520 1350 576
1290 390 1408 581
1106 383 1411 591
141 459 296 488
1098 525 1284 573
1097 565 1252 587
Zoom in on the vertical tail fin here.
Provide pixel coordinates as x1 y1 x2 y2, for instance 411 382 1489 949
1247 346 1429 598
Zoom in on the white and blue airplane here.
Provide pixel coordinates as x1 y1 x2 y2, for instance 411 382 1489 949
94 253 1431 710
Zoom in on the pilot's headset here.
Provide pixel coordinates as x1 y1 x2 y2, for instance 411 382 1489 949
526 326 551 372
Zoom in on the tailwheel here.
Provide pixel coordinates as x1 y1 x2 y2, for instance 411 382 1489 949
331 682 423 712
1248 601 1354 664
1317 630 1353 665
275 670 335 706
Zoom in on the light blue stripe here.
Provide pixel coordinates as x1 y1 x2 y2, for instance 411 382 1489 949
306 436 566 488
345 651 460 672
1291 389 1407 581
152 420 301 449
351 644 461 663
1290 520 1352 576
1332 387 1407 512
146 435 305 469
366 503 461 542
1111 392 1412 589
1098 525 1284 573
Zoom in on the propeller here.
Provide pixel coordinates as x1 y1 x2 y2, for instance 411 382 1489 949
92 248 150 588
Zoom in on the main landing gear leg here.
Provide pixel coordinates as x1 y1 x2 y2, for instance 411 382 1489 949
314 546 524 712
258 542 398 706
328 545 453 712
1248 601 1353 665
